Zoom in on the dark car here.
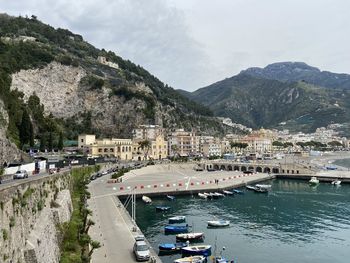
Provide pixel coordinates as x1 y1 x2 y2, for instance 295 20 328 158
90 174 97 181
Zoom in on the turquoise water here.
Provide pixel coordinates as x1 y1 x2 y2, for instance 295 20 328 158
132 179 350 263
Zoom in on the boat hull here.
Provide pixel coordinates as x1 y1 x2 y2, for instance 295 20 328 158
207 220 230 227
176 233 204 242
165 225 188 234
173 255 206 263
169 216 186 224
182 245 211 256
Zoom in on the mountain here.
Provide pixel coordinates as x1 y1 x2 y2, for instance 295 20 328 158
182 69 350 133
241 62 350 90
0 14 236 163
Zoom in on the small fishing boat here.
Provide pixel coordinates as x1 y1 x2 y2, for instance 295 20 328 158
212 192 225 198
309 176 319 185
169 216 186 224
142 195 152 204
207 220 230 227
222 190 233 195
176 232 204 242
165 225 189 234
156 206 171 212
182 245 212 256
255 184 271 189
214 257 234 263
233 189 244 194
167 195 176 201
246 185 256 190
198 193 208 199
203 192 213 198
254 186 268 193
173 255 206 263
331 179 341 186
159 242 188 252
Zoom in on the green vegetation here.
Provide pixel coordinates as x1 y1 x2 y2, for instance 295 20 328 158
230 142 248 149
2 229 8 241
111 167 130 179
60 166 100 263
272 141 294 148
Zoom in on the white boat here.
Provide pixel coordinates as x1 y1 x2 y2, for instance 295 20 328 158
182 245 212 256
255 184 271 189
213 192 225 198
246 185 256 190
203 192 213 198
176 232 204 241
222 190 233 195
331 179 341 185
174 255 206 263
207 220 230 227
309 177 319 185
198 193 208 199
169 216 186 223
142 195 152 204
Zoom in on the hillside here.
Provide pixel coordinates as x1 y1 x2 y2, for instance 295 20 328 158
0 14 234 162
241 62 350 90
182 72 350 133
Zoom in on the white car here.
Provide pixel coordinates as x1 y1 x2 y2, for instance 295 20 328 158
13 170 29 179
133 238 150 262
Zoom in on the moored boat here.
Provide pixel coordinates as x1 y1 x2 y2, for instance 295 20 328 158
173 255 206 263
167 195 176 201
176 232 204 242
233 189 244 194
255 184 271 189
182 245 212 256
142 195 152 204
222 190 233 195
254 186 268 193
198 193 208 199
159 242 188 252
331 179 341 185
246 185 256 190
212 192 225 198
207 220 230 227
203 192 213 198
309 176 319 185
165 225 189 234
156 206 171 212
169 216 186 224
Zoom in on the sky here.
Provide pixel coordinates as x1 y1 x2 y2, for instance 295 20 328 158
1 0 350 91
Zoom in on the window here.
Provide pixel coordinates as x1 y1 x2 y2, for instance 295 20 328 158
81 139 84 143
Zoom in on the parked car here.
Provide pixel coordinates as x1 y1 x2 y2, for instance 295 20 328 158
133 236 150 262
0 176 3 184
90 174 97 181
13 170 29 179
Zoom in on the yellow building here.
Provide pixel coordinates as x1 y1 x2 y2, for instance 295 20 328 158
132 135 168 161
78 135 133 160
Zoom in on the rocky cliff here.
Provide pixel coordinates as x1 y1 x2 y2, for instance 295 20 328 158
0 99 21 166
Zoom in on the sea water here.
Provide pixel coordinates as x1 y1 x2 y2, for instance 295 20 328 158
132 179 350 263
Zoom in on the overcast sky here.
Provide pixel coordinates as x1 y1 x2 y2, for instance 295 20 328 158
2 0 350 91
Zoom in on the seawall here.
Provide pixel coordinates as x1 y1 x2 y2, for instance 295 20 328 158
0 172 72 263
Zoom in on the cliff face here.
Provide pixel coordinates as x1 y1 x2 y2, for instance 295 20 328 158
0 99 21 166
10 62 153 137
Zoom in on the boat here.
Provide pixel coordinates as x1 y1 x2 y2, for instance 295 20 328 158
246 185 256 190
214 257 232 263
176 232 204 242
167 195 176 201
207 220 230 227
159 242 188 252
233 189 244 194
169 216 186 224
222 190 233 195
255 184 271 189
254 186 268 193
198 193 208 199
165 225 189 234
156 206 171 212
212 192 225 198
309 177 319 185
203 192 213 198
331 179 341 185
142 195 152 204
182 245 212 256
173 255 206 263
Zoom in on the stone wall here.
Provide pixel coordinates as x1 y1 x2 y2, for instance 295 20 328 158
0 172 72 263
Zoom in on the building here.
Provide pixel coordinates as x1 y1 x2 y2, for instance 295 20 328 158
132 125 164 140
202 143 222 157
78 134 132 160
239 136 272 153
168 129 200 157
133 134 168 161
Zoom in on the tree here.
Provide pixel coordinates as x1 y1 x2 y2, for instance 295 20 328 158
39 133 47 152
58 131 64 150
19 108 33 148
138 140 151 160
48 132 53 151
328 141 342 147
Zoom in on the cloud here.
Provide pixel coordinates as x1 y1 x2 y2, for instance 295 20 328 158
2 0 211 90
